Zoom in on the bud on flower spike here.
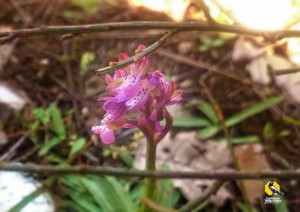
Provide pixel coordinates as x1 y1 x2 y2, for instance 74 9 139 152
92 45 182 144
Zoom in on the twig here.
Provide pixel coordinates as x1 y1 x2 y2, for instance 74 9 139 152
270 152 295 170
9 0 32 24
0 133 29 161
0 162 300 179
96 30 177 74
156 49 248 83
63 40 80 130
178 180 225 212
272 68 300 75
2 21 300 41
199 0 218 25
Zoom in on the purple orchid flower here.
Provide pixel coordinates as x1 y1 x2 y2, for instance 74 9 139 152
92 45 182 144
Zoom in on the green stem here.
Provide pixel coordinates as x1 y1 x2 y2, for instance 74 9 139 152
142 138 157 212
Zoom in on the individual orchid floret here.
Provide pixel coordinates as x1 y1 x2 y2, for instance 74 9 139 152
92 45 182 145
91 125 115 144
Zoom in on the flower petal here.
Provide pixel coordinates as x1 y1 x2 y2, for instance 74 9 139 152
154 121 164 133
119 53 129 61
103 98 126 118
91 125 115 144
126 88 149 110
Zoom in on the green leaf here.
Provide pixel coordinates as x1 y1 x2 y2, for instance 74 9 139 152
236 201 250 212
198 101 219 125
81 177 114 211
231 135 259 144
199 126 220 139
120 153 134 167
63 10 86 21
80 52 95 71
225 96 284 127
67 191 101 212
33 108 49 125
211 38 225 47
61 175 137 212
278 130 290 138
72 0 100 14
38 137 61 156
69 138 86 159
48 103 66 139
105 176 136 211
46 154 65 164
274 196 289 212
173 117 211 128
283 115 300 126
60 199 97 212
263 122 274 140
201 36 212 45
8 188 45 212
156 178 180 208
192 199 211 212
130 185 144 206
155 165 180 208
199 96 283 140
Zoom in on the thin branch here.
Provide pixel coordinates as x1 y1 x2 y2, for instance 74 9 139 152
270 152 295 170
272 68 300 75
0 163 300 179
0 132 29 161
199 0 218 25
178 180 225 212
96 30 177 74
2 21 300 42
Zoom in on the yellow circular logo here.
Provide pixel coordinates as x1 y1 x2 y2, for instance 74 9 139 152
265 181 280 196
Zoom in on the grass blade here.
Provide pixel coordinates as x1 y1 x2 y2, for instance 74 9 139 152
198 101 219 125
38 137 61 156
274 196 289 212
199 126 220 139
225 96 283 127
80 177 114 211
8 188 45 212
68 138 86 159
173 117 211 128
199 96 284 139
105 176 136 211
231 135 259 144
48 103 66 139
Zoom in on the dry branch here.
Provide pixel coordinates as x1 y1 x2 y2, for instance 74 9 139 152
2 21 300 41
0 162 300 180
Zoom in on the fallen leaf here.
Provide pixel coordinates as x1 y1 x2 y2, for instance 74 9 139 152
0 83 28 110
245 57 270 84
133 131 233 206
234 144 272 205
232 36 265 62
233 37 300 103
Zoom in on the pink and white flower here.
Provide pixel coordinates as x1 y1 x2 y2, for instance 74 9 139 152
92 45 182 144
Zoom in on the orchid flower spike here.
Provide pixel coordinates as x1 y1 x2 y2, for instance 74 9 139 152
92 45 182 144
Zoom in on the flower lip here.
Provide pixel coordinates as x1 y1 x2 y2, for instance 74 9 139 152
91 125 115 144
